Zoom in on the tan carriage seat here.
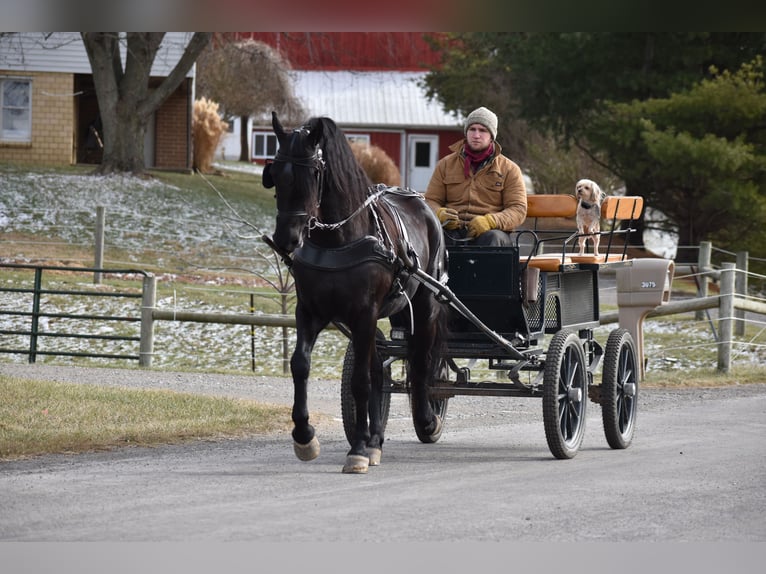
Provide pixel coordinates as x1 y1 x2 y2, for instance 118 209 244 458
523 194 577 271
602 195 644 221
569 195 644 265
525 193 578 219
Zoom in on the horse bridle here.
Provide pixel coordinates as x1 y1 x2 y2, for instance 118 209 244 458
271 129 326 220
271 129 389 237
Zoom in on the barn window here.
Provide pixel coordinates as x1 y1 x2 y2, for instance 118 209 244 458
414 141 431 167
346 134 370 145
1 78 31 142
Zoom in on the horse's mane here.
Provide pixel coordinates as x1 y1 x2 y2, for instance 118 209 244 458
308 117 372 206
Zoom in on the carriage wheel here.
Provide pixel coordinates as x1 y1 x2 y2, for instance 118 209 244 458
412 360 449 444
543 330 588 459
601 328 639 450
340 332 392 446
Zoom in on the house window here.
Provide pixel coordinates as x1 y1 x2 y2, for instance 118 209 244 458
1 78 31 142
252 131 277 159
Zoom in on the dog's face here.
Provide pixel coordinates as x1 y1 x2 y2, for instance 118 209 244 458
575 179 604 206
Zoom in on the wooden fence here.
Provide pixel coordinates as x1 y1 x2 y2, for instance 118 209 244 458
601 263 766 372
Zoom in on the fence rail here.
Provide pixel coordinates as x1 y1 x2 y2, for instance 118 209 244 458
2 254 764 373
601 263 766 372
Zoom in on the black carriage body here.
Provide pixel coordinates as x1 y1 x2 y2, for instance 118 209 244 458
445 245 526 338
443 246 601 356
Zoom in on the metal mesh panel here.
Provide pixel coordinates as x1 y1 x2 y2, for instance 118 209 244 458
524 273 544 332
560 271 596 325
544 294 561 331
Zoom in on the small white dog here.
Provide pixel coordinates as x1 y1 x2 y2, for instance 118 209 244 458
575 178 606 256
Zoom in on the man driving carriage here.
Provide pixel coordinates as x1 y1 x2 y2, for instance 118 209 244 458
425 106 527 246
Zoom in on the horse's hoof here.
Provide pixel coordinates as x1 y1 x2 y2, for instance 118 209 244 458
432 414 443 436
367 448 382 466
428 414 443 442
342 454 369 474
293 436 320 461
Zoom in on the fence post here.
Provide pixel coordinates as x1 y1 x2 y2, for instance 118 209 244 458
695 240 712 321
29 267 43 363
717 263 735 373
139 274 156 368
735 251 748 336
94 205 105 284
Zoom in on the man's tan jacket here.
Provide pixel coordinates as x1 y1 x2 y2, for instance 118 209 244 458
425 140 527 231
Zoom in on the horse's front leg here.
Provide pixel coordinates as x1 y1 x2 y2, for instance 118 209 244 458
343 321 378 474
367 344 385 466
291 307 325 462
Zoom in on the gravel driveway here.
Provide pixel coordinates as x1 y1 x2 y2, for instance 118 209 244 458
2 362 765 547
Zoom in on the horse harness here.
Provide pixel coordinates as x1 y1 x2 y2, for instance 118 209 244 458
294 185 423 274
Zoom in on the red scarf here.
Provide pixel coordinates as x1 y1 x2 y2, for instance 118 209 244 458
463 143 495 178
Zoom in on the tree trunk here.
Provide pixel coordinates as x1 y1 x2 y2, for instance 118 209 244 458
239 115 250 162
102 104 148 174
81 32 211 175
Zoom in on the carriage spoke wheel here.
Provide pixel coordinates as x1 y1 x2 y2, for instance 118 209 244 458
543 330 587 459
601 328 639 449
340 332 392 446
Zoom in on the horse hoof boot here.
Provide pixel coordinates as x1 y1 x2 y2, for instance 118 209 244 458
428 414 443 442
432 414 443 436
342 454 369 474
293 436 320 461
367 448 382 466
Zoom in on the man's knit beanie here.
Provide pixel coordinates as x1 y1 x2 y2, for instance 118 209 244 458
464 107 498 140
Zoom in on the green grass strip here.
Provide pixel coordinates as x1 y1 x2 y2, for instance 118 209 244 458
0 375 292 460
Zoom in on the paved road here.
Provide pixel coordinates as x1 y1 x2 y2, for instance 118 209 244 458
1 364 765 543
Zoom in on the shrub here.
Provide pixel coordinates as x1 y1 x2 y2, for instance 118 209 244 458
192 98 229 174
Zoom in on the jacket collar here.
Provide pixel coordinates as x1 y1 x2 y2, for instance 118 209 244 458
449 138 503 158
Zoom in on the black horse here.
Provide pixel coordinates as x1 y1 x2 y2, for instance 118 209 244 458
262 112 448 473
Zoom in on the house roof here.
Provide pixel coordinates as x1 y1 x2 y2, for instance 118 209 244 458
286 70 463 130
0 32 198 77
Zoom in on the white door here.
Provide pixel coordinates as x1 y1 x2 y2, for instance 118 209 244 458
407 134 438 192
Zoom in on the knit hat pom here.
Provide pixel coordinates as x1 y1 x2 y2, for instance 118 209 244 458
464 106 498 140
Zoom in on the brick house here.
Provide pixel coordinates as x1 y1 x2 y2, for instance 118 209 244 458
219 32 464 192
0 32 196 171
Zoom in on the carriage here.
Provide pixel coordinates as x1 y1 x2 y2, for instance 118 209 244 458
262 113 673 473
339 193 655 460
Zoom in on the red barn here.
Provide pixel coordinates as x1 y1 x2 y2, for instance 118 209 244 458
220 32 463 192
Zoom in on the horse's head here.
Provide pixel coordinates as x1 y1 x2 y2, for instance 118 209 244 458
262 112 325 253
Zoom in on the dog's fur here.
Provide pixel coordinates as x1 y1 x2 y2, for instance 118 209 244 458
575 178 606 256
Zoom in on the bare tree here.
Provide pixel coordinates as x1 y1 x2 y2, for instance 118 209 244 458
81 32 212 174
196 35 305 161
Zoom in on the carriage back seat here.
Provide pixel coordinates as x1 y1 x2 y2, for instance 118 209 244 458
569 195 644 265
522 194 644 270
523 194 577 272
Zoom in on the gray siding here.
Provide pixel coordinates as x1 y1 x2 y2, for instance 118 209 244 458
0 32 197 77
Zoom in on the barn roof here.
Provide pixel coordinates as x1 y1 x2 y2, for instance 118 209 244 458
285 70 463 130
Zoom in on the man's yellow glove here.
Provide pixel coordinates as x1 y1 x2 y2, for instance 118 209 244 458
467 214 497 238
436 207 460 230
